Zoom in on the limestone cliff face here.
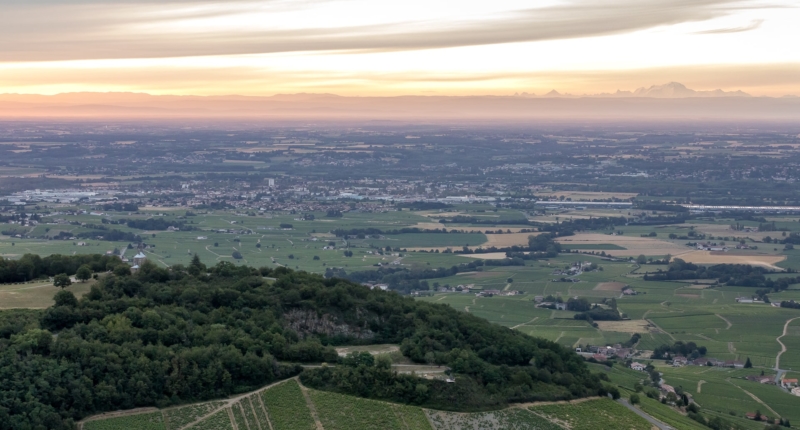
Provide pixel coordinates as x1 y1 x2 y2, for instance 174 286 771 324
283 309 375 340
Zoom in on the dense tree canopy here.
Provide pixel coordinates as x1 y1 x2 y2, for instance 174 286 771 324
0 256 604 428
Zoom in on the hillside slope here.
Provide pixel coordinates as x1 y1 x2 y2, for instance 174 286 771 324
81 379 652 430
0 258 605 428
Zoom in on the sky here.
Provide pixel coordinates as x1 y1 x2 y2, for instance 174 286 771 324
1 0 799 97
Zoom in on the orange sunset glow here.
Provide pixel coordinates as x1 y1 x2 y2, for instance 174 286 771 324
1 0 799 98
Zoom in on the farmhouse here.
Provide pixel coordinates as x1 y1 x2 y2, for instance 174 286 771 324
132 252 147 267
746 375 774 384
736 297 754 304
781 378 798 389
672 356 688 367
630 362 646 371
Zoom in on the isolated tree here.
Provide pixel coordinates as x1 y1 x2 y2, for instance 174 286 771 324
188 254 206 276
53 290 78 307
53 273 72 290
629 394 640 405
636 254 647 265
75 265 92 282
744 357 753 368
232 251 243 260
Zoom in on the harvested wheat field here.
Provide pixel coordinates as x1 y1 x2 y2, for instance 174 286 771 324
484 232 539 247
674 250 786 270
594 282 627 291
556 233 690 257
595 320 651 333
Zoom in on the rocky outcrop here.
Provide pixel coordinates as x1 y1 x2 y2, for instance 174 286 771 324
284 309 375 340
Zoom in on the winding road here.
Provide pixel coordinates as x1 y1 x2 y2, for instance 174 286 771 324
775 317 800 371
616 399 672 430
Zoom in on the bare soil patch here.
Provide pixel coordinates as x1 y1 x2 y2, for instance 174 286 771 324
594 282 627 291
675 250 785 270
595 320 651 333
335 344 399 357
458 252 518 260
556 233 689 257
484 232 539 247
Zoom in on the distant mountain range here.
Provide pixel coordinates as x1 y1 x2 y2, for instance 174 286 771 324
0 83 798 122
522 82 753 98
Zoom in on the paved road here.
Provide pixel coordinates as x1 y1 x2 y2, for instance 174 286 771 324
617 398 672 430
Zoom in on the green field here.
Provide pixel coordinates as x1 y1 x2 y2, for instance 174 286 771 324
261 380 317 430
529 398 651 430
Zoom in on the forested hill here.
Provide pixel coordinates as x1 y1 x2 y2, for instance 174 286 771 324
0 256 605 429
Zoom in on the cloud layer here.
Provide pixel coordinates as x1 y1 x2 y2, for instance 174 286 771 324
1 0 798 97
0 0 769 61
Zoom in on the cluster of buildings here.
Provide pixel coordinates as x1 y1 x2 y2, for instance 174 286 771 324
576 344 634 361
695 242 729 252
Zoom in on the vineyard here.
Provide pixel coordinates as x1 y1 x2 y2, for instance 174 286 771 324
188 409 233 430
309 389 409 430
80 381 655 430
393 405 434 430
231 403 248 430
426 408 562 430
83 411 166 430
261 380 317 430
529 398 652 430
163 401 226 430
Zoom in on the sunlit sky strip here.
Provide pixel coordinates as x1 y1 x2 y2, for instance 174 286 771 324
0 0 798 96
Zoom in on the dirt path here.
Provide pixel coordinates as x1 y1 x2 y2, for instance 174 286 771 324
728 380 780 418
715 314 732 330
77 407 160 429
512 396 602 409
299 385 324 430
159 378 294 430
228 407 240 430
728 342 736 354
775 317 800 369
511 317 538 330
646 319 676 341
256 396 274 430
697 380 706 394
